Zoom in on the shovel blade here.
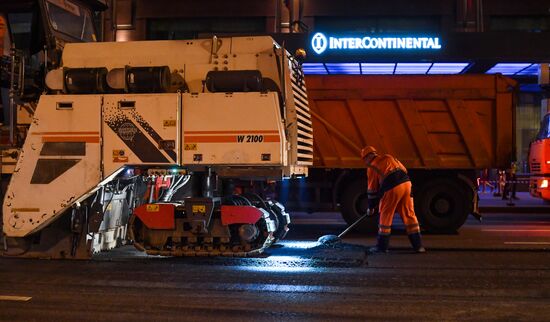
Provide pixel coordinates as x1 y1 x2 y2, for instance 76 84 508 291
317 234 341 245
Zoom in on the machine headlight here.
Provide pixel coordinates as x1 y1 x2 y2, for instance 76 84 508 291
541 179 549 189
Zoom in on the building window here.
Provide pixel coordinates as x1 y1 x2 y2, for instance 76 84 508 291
490 16 550 32
314 16 440 33
147 17 267 40
516 92 545 170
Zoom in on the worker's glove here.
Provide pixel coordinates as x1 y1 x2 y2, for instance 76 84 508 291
368 207 380 216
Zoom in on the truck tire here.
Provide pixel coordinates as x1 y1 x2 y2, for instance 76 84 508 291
415 177 470 233
339 178 378 234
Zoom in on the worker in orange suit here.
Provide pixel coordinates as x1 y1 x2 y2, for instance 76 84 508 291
361 146 426 253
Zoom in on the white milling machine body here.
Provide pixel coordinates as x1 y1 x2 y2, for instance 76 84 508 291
2 36 313 258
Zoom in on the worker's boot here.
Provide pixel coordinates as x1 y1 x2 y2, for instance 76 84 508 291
408 232 426 253
368 234 390 253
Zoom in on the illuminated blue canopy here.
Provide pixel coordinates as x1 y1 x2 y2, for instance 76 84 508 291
485 63 539 76
303 62 470 75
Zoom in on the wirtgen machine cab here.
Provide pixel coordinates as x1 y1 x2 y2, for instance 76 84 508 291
0 0 106 188
1 36 313 258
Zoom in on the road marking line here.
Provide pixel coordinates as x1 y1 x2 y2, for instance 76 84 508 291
0 295 32 301
504 242 550 245
482 229 550 232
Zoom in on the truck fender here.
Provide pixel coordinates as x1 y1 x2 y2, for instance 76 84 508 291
456 173 478 215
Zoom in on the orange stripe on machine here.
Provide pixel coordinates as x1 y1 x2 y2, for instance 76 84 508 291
42 136 100 143
184 130 279 134
33 131 100 135
184 135 280 143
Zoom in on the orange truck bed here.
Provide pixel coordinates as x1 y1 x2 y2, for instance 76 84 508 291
306 74 516 170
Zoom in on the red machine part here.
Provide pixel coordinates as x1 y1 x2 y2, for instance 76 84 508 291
134 203 175 229
529 138 550 201
142 176 172 202
154 176 171 200
221 205 263 226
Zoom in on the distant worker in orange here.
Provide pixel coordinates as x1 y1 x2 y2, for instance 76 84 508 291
361 146 426 253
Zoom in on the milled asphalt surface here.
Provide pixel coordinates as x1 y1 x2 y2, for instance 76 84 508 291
1 205 549 321
0 243 548 321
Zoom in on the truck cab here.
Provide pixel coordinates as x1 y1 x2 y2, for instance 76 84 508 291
529 112 550 201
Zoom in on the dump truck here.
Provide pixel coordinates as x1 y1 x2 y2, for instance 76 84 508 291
280 74 516 232
0 0 313 259
529 112 550 201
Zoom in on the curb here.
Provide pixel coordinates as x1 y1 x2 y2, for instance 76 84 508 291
479 206 550 213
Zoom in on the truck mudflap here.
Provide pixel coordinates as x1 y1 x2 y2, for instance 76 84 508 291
471 192 482 222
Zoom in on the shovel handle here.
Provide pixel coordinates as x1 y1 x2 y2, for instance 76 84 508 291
337 209 375 238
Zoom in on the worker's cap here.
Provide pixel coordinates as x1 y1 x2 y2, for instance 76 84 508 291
360 146 377 159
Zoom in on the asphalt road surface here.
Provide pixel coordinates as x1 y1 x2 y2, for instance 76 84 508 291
0 211 549 321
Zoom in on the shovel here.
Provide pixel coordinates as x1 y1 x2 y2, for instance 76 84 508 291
317 209 376 245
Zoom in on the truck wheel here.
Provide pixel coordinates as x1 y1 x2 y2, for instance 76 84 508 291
339 178 378 234
415 178 470 233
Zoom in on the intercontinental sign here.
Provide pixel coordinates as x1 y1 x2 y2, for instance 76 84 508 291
311 32 442 55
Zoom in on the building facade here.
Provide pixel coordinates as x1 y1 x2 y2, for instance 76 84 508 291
102 0 550 169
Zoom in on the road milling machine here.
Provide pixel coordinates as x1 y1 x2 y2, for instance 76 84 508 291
0 5 313 258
